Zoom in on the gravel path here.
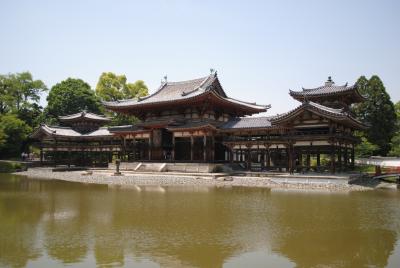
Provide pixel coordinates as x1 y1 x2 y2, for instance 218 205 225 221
15 167 371 192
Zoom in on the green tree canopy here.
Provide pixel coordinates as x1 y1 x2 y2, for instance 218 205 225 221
0 114 31 156
389 101 400 156
44 78 102 124
123 80 149 99
95 72 125 101
95 72 149 125
95 72 148 101
354 75 396 156
0 72 47 114
0 128 7 151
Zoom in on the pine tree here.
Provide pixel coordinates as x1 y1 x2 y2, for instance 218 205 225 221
354 75 396 155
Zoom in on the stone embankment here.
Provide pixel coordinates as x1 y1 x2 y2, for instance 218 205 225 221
14 167 373 192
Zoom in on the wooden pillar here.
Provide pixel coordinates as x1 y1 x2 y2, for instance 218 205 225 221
247 146 251 170
190 136 194 161
122 136 127 161
351 145 355 169
229 146 234 164
266 147 270 169
306 153 311 171
344 146 348 170
317 153 321 167
40 147 44 165
288 144 293 174
203 135 207 162
299 151 303 171
132 138 136 161
211 135 215 162
338 144 342 172
172 135 175 161
148 136 151 161
330 142 336 174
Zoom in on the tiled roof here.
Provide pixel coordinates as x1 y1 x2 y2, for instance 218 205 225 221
84 127 112 137
289 77 364 100
108 125 145 133
103 73 269 112
271 101 368 129
103 75 214 107
41 125 82 137
31 125 113 139
166 121 219 130
220 117 273 129
59 111 110 122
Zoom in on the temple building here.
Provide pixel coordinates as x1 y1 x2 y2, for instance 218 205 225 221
32 72 368 173
31 111 120 166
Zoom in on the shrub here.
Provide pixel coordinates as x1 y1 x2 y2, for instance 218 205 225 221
0 161 24 173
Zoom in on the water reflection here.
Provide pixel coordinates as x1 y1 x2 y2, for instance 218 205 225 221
0 174 399 268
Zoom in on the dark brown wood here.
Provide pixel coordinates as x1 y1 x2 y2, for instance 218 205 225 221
190 136 194 161
203 135 207 162
330 142 336 174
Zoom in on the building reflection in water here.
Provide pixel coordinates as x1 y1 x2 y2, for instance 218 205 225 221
0 175 399 268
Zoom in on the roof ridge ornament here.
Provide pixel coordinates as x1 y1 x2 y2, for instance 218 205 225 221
325 76 335 87
210 68 217 77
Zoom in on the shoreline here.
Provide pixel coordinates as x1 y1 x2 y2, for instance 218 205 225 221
13 167 373 192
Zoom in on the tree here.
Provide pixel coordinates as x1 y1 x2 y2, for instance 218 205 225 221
95 72 148 101
95 72 149 125
123 80 148 99
17 103 43 128
95 72 125 101
389 101 400 156
0 72 46 115
0 128 7 151
44 78 103 123
0 114 31 156
354 75 397 156
355 136 379 158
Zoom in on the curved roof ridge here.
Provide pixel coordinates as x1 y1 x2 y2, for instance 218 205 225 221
137 74 213 102
167 75 209 85
308 101 344 113
137 82 168 102
300 83 354 92
58 111 110 121
225 96 271 109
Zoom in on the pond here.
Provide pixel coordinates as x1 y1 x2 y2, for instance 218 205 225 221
0 173 400 268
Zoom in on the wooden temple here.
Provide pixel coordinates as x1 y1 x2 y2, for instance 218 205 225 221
32 73 368 173
31 111 120 166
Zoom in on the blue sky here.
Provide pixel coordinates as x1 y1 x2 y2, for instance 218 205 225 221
1 0 399 115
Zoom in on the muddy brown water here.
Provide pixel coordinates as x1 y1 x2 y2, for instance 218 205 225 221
0 173 400 268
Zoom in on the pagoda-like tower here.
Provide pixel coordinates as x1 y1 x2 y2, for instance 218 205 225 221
59 110 111 133
289 76 365 110
31 111 117 166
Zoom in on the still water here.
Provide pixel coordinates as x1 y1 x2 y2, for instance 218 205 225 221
0 174 400 268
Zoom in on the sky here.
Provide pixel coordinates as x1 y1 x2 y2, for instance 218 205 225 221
1 0 399 115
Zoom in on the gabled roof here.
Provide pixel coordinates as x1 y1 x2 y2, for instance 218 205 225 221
59 111 111 122
108 125 146 133
102 73 269 115
220 116 274 130
289 77 365 103
271 101 368 130
31 124 113 139
166 121 218 131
